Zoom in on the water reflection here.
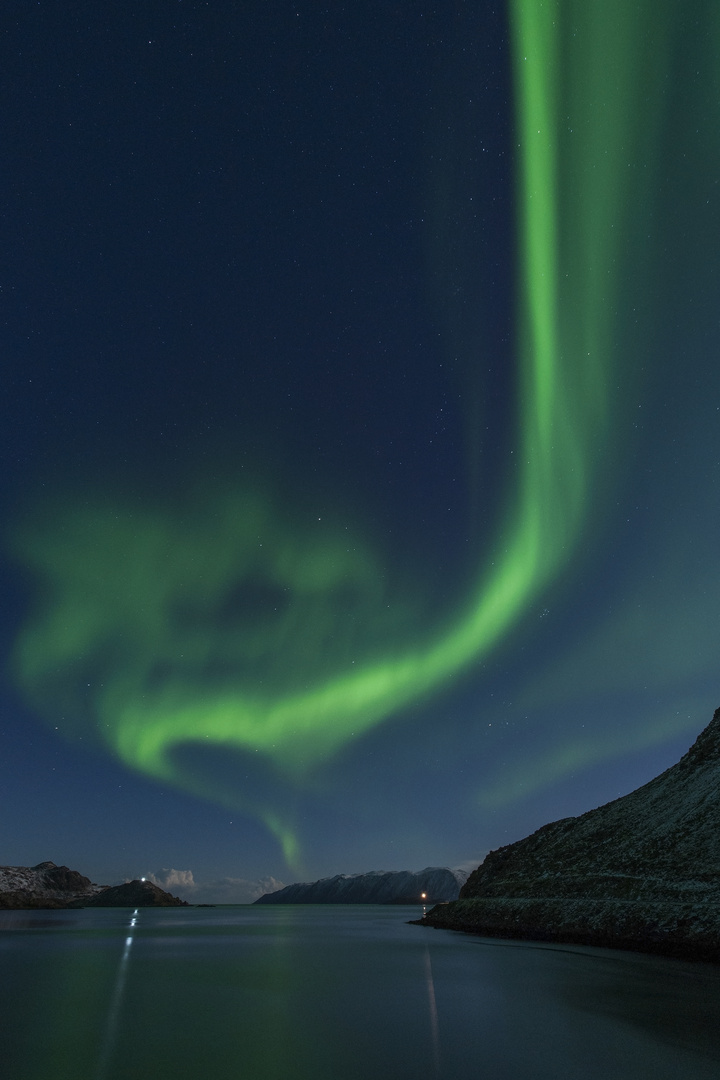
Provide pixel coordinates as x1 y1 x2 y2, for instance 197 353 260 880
1 906 719 1080
549 942 720 1061
424 945 441 1076
95 909 139 1080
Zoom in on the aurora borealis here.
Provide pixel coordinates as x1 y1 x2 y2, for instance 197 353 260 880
2 1 719 888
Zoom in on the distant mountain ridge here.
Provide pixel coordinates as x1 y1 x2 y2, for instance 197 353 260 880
418 708 720 962
255 866 467 904
0 862 186 908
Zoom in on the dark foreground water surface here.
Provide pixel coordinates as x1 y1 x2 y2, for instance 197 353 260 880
2 905 720 1080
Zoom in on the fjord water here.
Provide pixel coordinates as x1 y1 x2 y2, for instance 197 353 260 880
2 906 720 1080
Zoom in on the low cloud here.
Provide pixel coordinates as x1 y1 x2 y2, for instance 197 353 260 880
147 868 285 905
149 868 197 891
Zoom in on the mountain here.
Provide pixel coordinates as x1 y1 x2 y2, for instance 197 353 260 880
0 862 186 908
255 867 467 904
0 861 105 909
418 708 720 962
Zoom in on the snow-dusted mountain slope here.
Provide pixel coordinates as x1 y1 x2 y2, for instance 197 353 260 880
255 866 467 904
0 861 105 908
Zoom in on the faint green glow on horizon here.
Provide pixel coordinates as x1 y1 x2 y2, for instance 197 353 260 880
9 0 673 864
477 706 702 809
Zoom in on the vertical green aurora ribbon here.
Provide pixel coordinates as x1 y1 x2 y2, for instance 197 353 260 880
9 1 673 860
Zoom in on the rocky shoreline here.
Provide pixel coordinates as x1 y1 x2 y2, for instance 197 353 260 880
417 708 720 963
416 897 720 962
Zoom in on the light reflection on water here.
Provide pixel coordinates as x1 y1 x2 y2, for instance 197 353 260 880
423 944 441 1076
94 909 139 1080
1 905 720 1080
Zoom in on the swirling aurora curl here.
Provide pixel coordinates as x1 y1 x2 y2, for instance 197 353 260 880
9 0 673 862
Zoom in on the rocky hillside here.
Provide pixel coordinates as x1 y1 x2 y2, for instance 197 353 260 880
76 879 187 907
0 861 105 909
255 866 467 904
0 862 186 908
418 708 720 961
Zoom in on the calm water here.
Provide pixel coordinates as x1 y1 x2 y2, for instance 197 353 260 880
2 905 720 1080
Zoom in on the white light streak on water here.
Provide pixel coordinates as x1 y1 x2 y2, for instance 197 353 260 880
94 908 140 1080
424 945 441 1077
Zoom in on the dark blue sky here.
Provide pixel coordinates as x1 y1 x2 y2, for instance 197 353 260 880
2 1 718 897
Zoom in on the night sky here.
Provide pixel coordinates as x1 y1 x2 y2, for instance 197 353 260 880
2 0 719 902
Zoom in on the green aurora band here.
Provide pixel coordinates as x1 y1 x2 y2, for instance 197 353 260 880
9 0 675 862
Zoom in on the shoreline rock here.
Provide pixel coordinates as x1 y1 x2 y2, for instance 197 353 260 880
72 879 188 907
415 897 720 963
